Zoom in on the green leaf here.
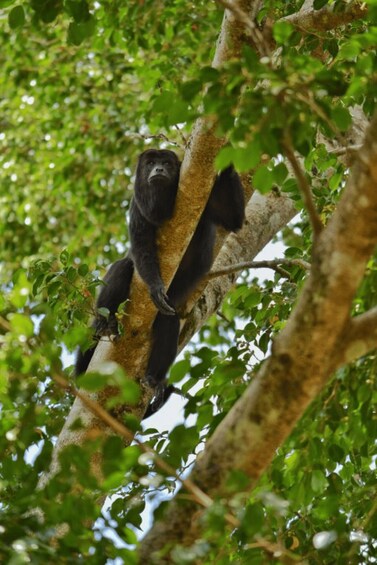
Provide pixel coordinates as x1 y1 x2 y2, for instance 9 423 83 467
241 503 265 536
253 165 274 194
242 44 260 71
151 91 191 127
33 0 61 23
273 21 293 44
180 79 202 102
64 0 90 23
357 384 371 403
118 379 141 404
200 66 220 82
123 527 138 546
169 359 190 383
328 444 344 462
311 470 328 493
258 331 270 354
102 435 124 464
8 5 25 28
97 307 110 319
331 107 352 132
66 266 78 282
77 372 107 391
244 291 262 308
285 247 302 258
60 249 70 265
329 171 343 191
215 146 237 170
338 41 361 61
272 162 288 185
67 16 96 45
9 270 31 308
316 496 340 520
285 450 300 471
314 0 328 8
233 141 262 172
9 313 34 338
78 263 89 276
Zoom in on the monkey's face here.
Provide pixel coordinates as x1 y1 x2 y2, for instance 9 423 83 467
139 149 181 187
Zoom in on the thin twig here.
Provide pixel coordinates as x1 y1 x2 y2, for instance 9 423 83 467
208 258 311 280
247 537 304 564
174 124 188 146
217 310 231 323
0 315 12 332
295 92 343 144
283 134 323 238
125 132 182 148
328 144 362 156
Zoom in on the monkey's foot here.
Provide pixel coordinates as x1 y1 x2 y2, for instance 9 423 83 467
142 378 175 419
95 314 120 338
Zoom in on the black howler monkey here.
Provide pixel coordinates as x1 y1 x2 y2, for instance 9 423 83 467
76 149 245 417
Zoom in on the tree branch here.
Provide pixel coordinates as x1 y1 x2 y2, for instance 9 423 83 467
207 257 311 280
282 0 367 33
139 111 377 559
331 307 377 370
215 0 270 56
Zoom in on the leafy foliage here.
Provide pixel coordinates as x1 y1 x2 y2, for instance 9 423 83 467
0 0 376 563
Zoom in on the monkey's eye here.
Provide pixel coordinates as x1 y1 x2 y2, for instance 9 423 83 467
147 160 155 167
163 161 170 166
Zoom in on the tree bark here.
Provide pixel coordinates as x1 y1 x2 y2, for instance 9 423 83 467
282 0 367 32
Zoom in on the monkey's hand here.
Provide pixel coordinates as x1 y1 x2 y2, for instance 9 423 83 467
150 284 176 316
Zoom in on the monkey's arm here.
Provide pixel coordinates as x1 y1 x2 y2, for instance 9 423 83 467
129 202 175 316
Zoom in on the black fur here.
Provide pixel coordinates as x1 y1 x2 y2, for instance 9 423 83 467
76 149 245 417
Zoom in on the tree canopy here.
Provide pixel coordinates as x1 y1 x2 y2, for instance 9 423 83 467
0 1 376 563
